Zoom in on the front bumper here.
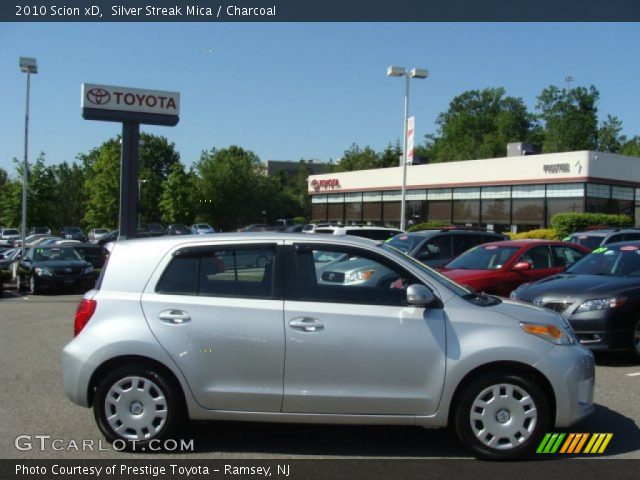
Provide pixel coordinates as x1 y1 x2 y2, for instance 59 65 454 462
35 273 94 291
534 343 595 427
568 310 632 352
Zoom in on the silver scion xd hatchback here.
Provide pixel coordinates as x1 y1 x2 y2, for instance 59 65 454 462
62 233 595 460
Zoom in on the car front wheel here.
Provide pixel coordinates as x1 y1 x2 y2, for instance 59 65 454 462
93 366 185 449
454 371 551 460
28 275 39 295
629 319 640 362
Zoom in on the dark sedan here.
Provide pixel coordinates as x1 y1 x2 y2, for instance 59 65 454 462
511 241 640 361
16 245 95 295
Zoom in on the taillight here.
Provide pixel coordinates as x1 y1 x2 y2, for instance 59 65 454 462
74 299 97 336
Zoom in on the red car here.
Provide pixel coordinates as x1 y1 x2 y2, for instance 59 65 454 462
440 240 591 297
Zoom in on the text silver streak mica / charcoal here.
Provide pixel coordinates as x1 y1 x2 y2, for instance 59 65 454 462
62 233 594 460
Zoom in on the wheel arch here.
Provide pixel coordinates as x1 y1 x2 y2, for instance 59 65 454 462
87 355 188 411
447 360 556 428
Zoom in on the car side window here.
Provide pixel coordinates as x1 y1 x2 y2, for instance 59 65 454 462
296 246 414 306
517 246 552 270
419 235 452 260
156 246 275 298
453 234 480 256
551 246 585 268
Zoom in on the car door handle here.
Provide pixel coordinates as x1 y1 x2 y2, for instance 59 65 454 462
289 317 324 332
158 310 191 324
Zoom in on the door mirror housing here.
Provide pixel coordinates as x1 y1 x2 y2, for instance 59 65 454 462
512 261 531 272
406 284 437 307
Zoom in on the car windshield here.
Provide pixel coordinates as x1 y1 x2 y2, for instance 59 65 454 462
567 245 640 277
447 245 520 270
66 227 82 233
3 229 19 236
379 243 470 297
33 246 82 262
385 234 421 253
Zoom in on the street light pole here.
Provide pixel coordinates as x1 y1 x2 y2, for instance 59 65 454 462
387 66 428 231
19 57 37 258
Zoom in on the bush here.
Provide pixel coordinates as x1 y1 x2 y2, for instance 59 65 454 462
293 216 307 225
407 221 450 232
551 213 633 239
510 229 559 240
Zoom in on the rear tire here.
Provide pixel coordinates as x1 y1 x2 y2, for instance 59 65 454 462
454 371 551 460
93 365 185 450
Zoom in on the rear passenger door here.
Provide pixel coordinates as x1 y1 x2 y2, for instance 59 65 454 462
140 242 285 412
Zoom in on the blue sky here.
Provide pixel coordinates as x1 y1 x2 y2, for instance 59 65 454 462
1 22 639 177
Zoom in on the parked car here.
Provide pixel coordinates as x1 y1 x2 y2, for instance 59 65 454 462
564 228 640 250
144 223 166 237
88 228 110 243
511 241 640 361
386 229 505 268
191 224 216 235
60 226 88 242
96 230 119 246
29 226 51 235
62 233 594 460
237 223 267 232
440 240 590 297
302 222 335 233
16 245 94 294
166 224 192 235
312 225 404 241
0 228 21 246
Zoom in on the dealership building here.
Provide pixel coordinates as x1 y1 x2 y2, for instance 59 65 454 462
307 150 640 232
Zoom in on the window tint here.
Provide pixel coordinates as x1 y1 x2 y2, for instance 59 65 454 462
346 229 398 241
420 235 452 260
518 246 552 270
296 246 413 306
447 245 519 270
453 234 481 256
551 246 585 268
156 246 275 298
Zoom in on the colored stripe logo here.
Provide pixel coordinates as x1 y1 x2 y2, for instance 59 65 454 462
537 433 613 454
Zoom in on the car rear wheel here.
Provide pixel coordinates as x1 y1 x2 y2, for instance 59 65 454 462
93 366 185 449
454 371 551 460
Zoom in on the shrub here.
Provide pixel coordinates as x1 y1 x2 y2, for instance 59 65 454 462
407 221 450 232
551 213 633 239
510 229 559 240
293 216 307 225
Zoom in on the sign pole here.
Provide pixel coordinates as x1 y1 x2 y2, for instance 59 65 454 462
119 122 140 239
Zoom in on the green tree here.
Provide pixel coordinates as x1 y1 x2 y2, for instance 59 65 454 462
425 87 534 162
597 115 625 153
194 146 271 231
82 139 121 230
159 162 196 225
536 85 599 152
334 144 380 172
52 162 86 229
620 136 640 157
379 142 403 168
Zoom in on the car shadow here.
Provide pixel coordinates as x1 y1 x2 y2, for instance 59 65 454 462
593 351 638 367
146 403 638 458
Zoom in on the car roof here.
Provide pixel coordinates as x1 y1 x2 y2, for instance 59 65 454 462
589 240 640 250
473 239 586 248
400 229 503 237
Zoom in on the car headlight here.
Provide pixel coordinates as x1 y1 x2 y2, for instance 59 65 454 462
575 297 626 313
344 269 375 284
520 321 576 345
34 267 53 276
83 266 94 274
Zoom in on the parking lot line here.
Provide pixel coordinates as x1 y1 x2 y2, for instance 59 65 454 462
626 372 640 377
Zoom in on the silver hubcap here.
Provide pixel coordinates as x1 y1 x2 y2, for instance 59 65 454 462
104 376 168 441
470 383 537 450
634 320 640 354
30 276 35 293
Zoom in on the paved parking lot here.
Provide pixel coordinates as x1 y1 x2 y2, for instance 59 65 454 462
1 291 639 459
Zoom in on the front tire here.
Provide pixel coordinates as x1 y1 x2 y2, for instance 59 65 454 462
93 366 185 449
628 319 640 363
454 371 551 460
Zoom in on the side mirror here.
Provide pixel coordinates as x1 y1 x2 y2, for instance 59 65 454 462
406 284 436 307
512 261 531 272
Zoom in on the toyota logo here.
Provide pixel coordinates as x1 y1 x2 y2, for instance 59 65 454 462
86 88 111 105
64 268 72 273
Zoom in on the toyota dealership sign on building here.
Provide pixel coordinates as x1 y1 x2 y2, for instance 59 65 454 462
82 83 180 116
